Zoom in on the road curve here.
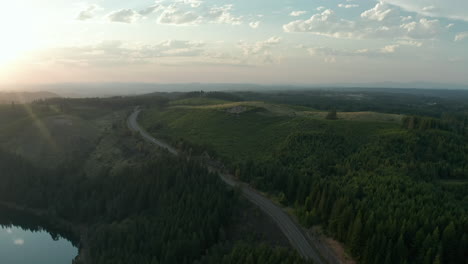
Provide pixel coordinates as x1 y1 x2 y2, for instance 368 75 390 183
128 109 178 155
127 108 325 263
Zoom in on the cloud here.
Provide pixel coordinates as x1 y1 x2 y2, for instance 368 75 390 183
132 40 207 59
139 4 163 15
107 9 141 23
338 4 359 9
31 39 260 70
290 11 307 17
382 0 468 22
206 5 242 25
77 5 99 21
380 44 399 53
284 3 446 40
6 228 12 234
238 37 281 55
400 18 442 39
397 39 423 47
158 6 201 25
183 0 203 8
361 2 394 21
455 32 468 41
249 21 260 29
34 39 214 69
13 239 24 246
156 4 242 25
283 9 357 38
307 44 400 62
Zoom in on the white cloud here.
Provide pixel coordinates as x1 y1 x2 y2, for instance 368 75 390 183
401 16 412 22
139 4 163 15
455 32 468 41
158 7 201 25
13 239 24 246
397 39 423 47
157 4 242 25
181 0 203 8
77 4 99 21
206 5 243 25
290 11 307 17
382 0 468 22
107 9 141 23
307 45 401 60
400 18 442 39
338 4 359 9
284 4 446 40
265 36 281 44
316 6 326 11
249 21 260 29
422 6 436 12
380 44 399 53
36 39 211 68
283 9 357 38
238 37 281 56
361 2 394 21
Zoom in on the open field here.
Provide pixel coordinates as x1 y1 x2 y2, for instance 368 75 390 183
140 99 400 163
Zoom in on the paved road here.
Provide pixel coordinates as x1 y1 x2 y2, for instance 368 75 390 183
128 109 178 155
127 108 325 263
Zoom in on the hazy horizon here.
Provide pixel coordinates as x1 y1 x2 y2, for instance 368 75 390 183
0 0 467 85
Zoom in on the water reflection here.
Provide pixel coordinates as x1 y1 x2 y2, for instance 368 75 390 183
0 205 78 264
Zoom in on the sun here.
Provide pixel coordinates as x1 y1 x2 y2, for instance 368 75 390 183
0 2 38 66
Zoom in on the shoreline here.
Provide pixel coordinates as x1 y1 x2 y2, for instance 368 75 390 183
0 201 91 264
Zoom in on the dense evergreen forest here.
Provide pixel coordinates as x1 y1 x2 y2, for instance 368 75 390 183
234 89 468 118
237 130 467 264
0 98 307 264
140 89 468 264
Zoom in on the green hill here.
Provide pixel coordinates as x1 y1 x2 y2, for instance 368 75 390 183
140 96 468 264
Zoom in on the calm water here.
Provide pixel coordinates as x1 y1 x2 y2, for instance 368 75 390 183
0 225 78 264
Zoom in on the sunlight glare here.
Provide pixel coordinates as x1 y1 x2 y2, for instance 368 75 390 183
0 2 38 66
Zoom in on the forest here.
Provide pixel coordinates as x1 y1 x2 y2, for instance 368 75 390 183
140 89 468 264
0 98 307 264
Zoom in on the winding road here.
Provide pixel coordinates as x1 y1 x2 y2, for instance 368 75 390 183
127 108 325 263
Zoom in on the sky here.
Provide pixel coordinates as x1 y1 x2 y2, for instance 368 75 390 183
0 0 468 86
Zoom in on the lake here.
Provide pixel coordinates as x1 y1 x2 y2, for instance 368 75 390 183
0 225 77 264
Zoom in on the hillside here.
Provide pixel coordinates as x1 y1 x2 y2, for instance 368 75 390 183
140 94 468 264
0 96 309 264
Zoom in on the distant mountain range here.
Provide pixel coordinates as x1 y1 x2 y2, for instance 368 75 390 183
1 82 467 98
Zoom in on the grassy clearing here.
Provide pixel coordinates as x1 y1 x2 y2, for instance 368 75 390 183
169 99 403 123
140 103 399 163
169 97 230 106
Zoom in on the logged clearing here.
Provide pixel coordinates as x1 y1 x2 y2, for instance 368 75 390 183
140 101 399 163
172 99 403 123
